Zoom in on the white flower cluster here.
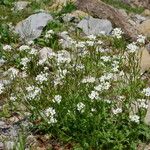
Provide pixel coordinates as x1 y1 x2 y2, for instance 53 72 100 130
56 50 71 64
137 35 146 44
129 114 140 123
142 87 150 96
112 108 122 115
137 99 148 109
26 86 41 100
112 28 123 39
77 102 85 113
20 57 30 69
88 91 99 100
3 45 12 51
45 107 57 124
45 30 54 39
35 72 48 84
127 42 139 53
4 67 19 80
19 45 30 51
81 76 96 84
0 58 6 67
53 95 62 104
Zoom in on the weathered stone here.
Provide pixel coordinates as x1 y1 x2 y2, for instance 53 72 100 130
138 19 150 36
144 101 150 125
143 9 150 16
77 16 113 35
15 13 53 41
138 47 150 73
14 1 30 11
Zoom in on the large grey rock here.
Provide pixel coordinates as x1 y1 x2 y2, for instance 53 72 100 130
14 1 30 11
15 13 53 41
77 16 113 35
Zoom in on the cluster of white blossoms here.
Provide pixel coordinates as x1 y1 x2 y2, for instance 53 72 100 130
81 76 96 84
77 102 85 113
25 86 41 100
35 72 48 84
4 67 19 80
127 42 139 53
101 56 111 62
45 30 54 39
137 35 146 44
142 87 150 97
88 91 99 100
129 114 140 123
53 95 62 104
0 83 5 94
56 50 71 64
29 48 38 55
20 57 30 69
44 107 57 124
3 45 12 51
19 45 30 51
137 99 148 109
112 28 123 39
112 108 122 115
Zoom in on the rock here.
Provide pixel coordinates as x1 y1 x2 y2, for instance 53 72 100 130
143 9 150 16
132 14 146 24
15 13 53 41
0 142 4 150
77 16 113 35
138 47 150 73
0 121 5 127
4 141 15 150
144 101 150 125
39 47 55 60
14 1 30 11
138 19 150 36
63 10 88 22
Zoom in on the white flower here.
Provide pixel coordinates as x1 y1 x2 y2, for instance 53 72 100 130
19 45 30 51
26 86 41 100
112 108 122 115
6 67 19 79
36 72 48 84
86 41 94 46
27 40 34 45
101 56 111 62
112 28 123 39
81 76 96 83
10 95 17 101
77 102 85 112
45 30 54 38
127 42 138 53
88 91 99 100
137 35 146 44
137 99 148 109
20 57 30 69
53 95 62 104
29 48 38 55
45 107 56 117
0 83 5 94
48 117 57 124
3 45 12 51
57 50 71 64
142 87 150 96
129 114 140 123
87 35 96 40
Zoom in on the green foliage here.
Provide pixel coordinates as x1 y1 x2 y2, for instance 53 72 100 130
0 0 15 6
